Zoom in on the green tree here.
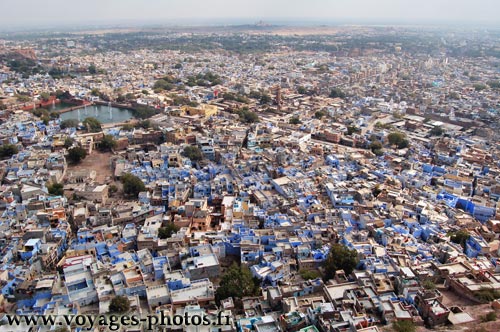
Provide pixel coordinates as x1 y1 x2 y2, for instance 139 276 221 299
121 123 134 131
473 83 487 91
39 92 50 101
47 182 64 196
153 79 174 91
121 173 146 198
63 137 74 149
369 140 383 153
66 147 87 164
60 119 79 129
297 86 308 94
429 126 444 136
88 64 97 75
158 223 180 239
392 320 415 332
182 146 203 162
82 117 102 132
449 230 470 249
289 116 301 125
237 109 259 123
0 144 19 159
108 296 130 314
216 263 260 303
90 88 100 96
329 88 346 99
387 132 409 149
314 111 326 119
259 93 272 105
16 94 32 102
322 244 359 281
347 126 360 136
422 280 436 290
98 135 117 152
300 269 321 280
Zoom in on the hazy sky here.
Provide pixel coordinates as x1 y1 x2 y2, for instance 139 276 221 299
1 0 499 28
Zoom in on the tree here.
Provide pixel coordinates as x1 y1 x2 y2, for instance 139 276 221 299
237 109 259 123
39 92 50 101
0 144 19 159
98 135 117 152
300 269 321 280
158 223 179 239
88 64 97 75
346 126 360 136
322 244 359 281
387 132 409 149
182 146 203 162
449 230 470 249
422 280 436 290
153 79 174 91
329 88 346 99
314 111 326 119
121 173 146 198
473 83 487 91
108 296 130 314
216 263 260 304
90 88 100 96
60 119 79 129
82 117 102 132
369 140 383 154
429 126 444 136
121 123 134 131
63 137 74 149
392 320 415 332
297 86 308 94
47 182 64 196
66 147 87 164
259 93 272 105
289 116 301 125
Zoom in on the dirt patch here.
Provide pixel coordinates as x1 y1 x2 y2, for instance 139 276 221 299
67 150 114 183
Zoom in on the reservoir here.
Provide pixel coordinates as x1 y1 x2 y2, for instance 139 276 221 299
57 104 135 124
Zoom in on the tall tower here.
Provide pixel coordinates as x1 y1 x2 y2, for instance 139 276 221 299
275 85 282 111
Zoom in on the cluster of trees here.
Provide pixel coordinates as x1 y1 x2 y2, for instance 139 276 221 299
314 110 327 119
158 223 179 239
236 108 259 123
387 132 409 149
182 146 203 162
60 119 79 129
429 126 445 136
449 230 470 249
132 105 159 119
108 296 130 313
223 92 249 103
47 182 64 196
0 144 18 159
369 140 384 156
121 173 146 198
33 108 59 125
186 72 221 87
215 263 261 304
82 117 102 132
321 244 359 281
66 146 87 164
329 88 346 99
289 116 301 125
153 74 179 92
98 135 117 152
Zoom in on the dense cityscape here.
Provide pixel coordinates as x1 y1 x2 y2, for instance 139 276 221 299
0 21 500 332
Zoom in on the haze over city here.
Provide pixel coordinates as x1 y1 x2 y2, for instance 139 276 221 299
1 0 500 30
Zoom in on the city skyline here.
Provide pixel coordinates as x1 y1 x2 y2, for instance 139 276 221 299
1 0 499 30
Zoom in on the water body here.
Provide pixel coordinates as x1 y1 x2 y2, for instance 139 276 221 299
58 104 135 124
